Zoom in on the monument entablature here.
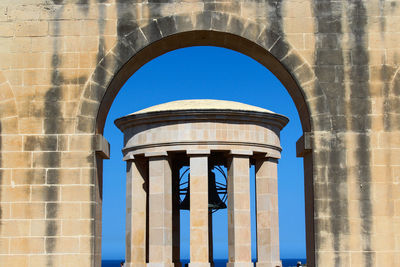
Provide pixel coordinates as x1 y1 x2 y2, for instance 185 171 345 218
115 99 288 160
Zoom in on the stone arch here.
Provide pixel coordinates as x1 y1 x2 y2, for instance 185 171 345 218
75 11 325 265
75 12 329 135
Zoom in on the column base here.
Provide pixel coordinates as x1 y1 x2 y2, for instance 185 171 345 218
255 261 282 267
147 263 174 267
188 262 211 267
227 262 254 267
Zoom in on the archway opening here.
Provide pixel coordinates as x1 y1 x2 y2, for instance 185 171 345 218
100 45 308 267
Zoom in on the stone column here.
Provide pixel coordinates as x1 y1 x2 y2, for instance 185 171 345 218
255 157 281 267
188 150 211 267
227 153 252 267
126 157 148 267
147 153 173 267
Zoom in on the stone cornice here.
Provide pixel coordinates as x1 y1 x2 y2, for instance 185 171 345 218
114 109 289 131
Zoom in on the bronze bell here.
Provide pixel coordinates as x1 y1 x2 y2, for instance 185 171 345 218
179 169 227 211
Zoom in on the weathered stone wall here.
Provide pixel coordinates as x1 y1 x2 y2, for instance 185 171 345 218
0 0 399 266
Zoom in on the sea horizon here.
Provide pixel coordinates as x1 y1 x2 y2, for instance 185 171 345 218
102 259 307 267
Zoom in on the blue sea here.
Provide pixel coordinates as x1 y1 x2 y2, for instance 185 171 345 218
102 259 307 267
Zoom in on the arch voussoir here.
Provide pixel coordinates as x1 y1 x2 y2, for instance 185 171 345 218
111 40 136 63
125 27 150 54
210 12 230 32
193 11 212 30
98 51 125 79
173 13 196 33
156 16 178 37
83 81 107 103
268 37 291 61
225 15 247 37
91 65 114 88
140 19 163 44
256 28 280 51
242 20 266 45
294 63 317 87
281 50 307 73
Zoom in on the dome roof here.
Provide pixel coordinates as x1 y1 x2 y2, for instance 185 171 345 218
132 99 275 115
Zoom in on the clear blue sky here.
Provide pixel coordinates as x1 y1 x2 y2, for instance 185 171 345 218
101 46 306 260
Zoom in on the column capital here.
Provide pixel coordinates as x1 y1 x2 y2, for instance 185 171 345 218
253 152 281 161
145 151 169 158
255 156 279 164
186 149 210 156
123 153 135 161
229 150 253 156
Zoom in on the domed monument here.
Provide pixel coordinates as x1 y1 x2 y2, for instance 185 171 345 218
115 100 288 267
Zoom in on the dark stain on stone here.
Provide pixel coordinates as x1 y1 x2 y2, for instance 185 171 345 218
382 65 393 131
347 0 373 264
116 0 139 37
24 136 58 151
267 0 283 34
379 0 386 34
44 5 64 265
76 0 89 16
392 74 400 128
313 1 348 265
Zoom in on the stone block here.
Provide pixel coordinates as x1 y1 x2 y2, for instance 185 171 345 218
23 135 57 151
2 135 22 151
0 255 29 267
0 237 9 253
0 99 17 118
1 220 30 237
80 202 96 219
157 16 176 37
10 237 45 254
46 202 81 220
61 185 93 202
194 11 211 30
125 27 149 53
47 237 80 253
31 185 60 202
59 151 94 168
59 254 91 267
11 203 45 219
211 12 229 32
2 185 30 202
284 18 314 33
46 168 80 185
15 21 48 37
281 51 304 72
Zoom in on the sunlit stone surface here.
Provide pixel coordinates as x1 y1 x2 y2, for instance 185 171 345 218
1 1 399 266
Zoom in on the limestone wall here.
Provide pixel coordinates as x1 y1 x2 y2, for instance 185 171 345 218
0 0 399 266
